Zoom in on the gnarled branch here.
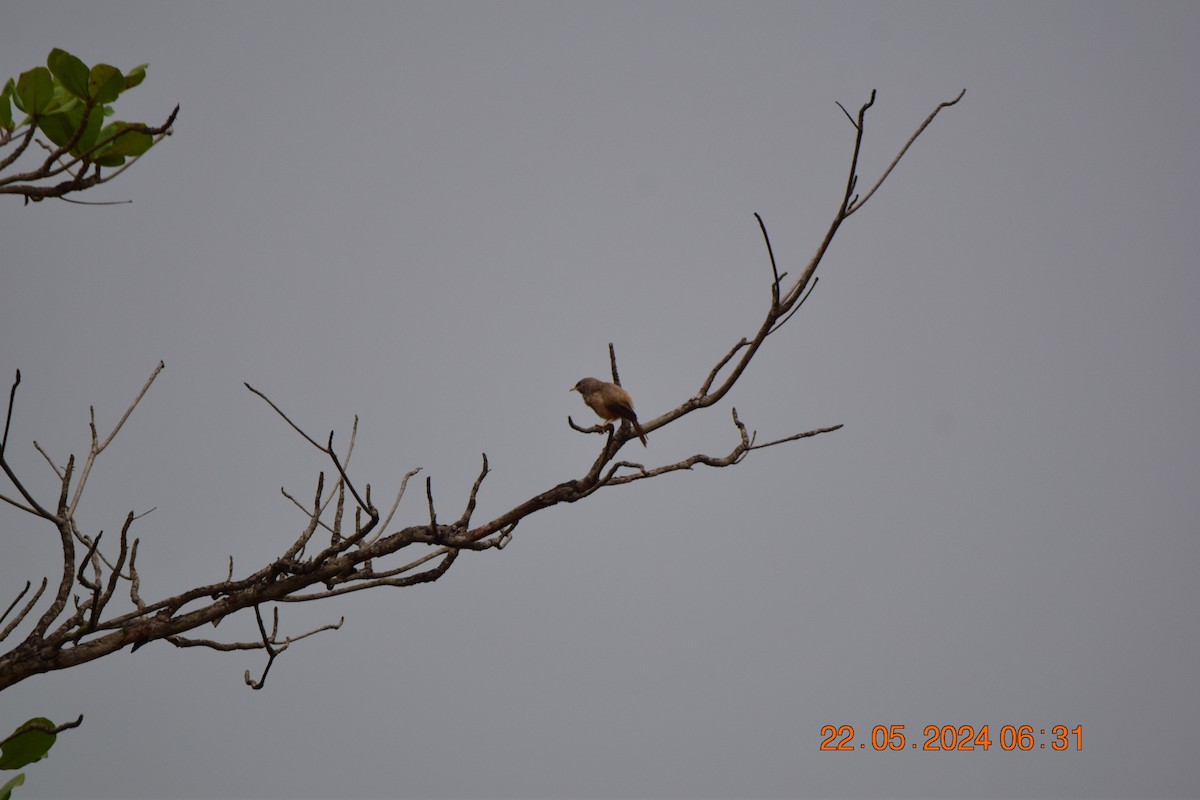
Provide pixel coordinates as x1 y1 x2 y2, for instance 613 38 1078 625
0 90 962 692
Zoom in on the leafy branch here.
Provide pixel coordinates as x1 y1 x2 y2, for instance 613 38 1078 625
0 48 176 203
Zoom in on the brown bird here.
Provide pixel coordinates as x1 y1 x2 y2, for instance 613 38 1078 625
571 377 648 446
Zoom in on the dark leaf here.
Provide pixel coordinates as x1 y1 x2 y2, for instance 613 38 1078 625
0 718 57 771
88 64 124 104
47 48 90 100
123 63 149 90
98 121 154 158
16 67 54 115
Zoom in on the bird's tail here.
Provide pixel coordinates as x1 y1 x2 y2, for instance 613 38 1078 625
632 419 648 447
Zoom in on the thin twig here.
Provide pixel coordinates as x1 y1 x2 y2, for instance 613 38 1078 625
456 454 490 528
0 370 55 519
33 440 65 479
1 369 19 454
0 581 31 628
0 578 48 643
243 605 283 689
835 100 858 129
847 89 965 214
755 212 782 306
67 361 165 519
365 467 421 546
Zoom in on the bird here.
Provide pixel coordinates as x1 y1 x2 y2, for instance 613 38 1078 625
571 377 648 446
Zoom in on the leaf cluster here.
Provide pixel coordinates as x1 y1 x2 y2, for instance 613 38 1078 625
2 48 153 167
1 48 176 203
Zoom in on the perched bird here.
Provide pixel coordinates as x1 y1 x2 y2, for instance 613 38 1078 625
571 377 648 446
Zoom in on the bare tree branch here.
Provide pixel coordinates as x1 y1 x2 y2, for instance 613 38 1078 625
0 90 962 692
0 579 47 643
1 370 54 520
67 361 165 519
847 89 965 214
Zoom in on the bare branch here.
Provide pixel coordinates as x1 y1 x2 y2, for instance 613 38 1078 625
835 100 858 130
0 90 961 693
245 384 376 521
0 579 47 643
75 531 104 592
168 615 343 652
847 89 965 214
425 477 439 542
607 343 622 387
244 383 324 450
768 276 819 336
756 212 783 307
33 440 65 479
0 582 31 629
244 606 284 690
128 538 145 611
281 472 325 562
698 338 750 397
0 124 38 175
597 411 842 488
89 513 134 634
67 361 165 519
365 467 421 546
455 455 489 529
56 456 74 518
282 549 459 602
177 606 347 690
0 369 55 520
0 491 39 516
1 369 18 455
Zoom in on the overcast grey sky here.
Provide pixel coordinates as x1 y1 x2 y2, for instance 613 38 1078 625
3 2 1199 798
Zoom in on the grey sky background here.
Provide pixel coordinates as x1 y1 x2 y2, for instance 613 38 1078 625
2 2 1198 798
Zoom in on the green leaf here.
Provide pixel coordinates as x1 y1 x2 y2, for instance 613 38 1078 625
98 121 154 158
36 111 77 148
0 772 26 800
123 63 149 90
0 81 13 130
0 719 56 771
47 48 90 100
78 108 104 154
88 64 124 104
16 67 54 115
48 86 80 115
8 77 25 114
